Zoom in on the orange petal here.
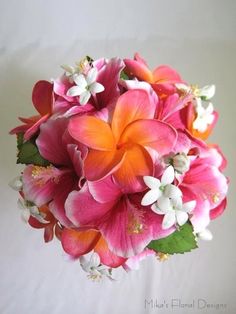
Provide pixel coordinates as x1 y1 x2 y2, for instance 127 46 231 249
69 115 115 151
113 144 153 192
124 58 153 82
94 236 127 268
84 148 126 181
112 90 156 141
152 65 182 83
61 228 101 257
119 119 177 155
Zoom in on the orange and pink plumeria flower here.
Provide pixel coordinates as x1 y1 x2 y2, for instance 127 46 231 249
10 54 228 279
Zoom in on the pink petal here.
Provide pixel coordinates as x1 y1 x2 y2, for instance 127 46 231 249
53 75 74 102
88 175 122 203
99 194 175 258
111 89 157 141
24 114 49 140
65 183 115 227
96 58 124 109
119 119 177 155
36 118 72 166
94 236 127 268
32 80 53 116
152 65 182 84
123 58 153 82
22 165 59 207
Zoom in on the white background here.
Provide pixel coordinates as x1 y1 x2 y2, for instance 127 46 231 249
0 0 235 313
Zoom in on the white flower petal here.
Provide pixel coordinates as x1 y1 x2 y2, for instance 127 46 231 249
161 166 175 185
67 86 83 97
21 209 30 223
90 253 100 267
162 211 176 229
141 188 161 206
164 184 182 200
86 68 98 85
175 83 190 93
198 229 213 241
200 85 215 100
74 74 87 88
206 102 214 114
176 211 188 226
79 90 91 105
157 196 172 213
143 176 161 189
151 203 165 215
89 82 105 94
9 176 22 191
61 64 74 74
182 200 196 213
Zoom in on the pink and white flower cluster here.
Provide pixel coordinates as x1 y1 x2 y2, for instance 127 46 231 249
10 53 228 280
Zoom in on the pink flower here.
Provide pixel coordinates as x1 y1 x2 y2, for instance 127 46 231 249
65 176 175 258
22 118 85 228
10 81 54 140
124 53 183 97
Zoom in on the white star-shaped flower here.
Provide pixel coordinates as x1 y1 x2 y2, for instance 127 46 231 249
193 102 215 132
66 68 104 105
80 253 114 281
152 197 196 229
141 166 182 206
17 198 49 224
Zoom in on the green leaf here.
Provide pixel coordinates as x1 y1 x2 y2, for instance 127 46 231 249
16 135 50 166
147 223 198 254
120 70 129 80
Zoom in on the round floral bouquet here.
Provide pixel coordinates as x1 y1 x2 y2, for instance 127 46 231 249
10 53 228 280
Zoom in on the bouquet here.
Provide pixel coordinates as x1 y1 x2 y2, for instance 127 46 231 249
10 53 228 280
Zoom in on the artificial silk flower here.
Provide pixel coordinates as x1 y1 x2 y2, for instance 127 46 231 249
197 228 213 241
80 253 114 281
66 67 105 105
9 53 229 278
152 198 196 229
141 166 182 206
193 103 215 132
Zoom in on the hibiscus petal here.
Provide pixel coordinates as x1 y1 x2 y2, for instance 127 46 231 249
65 183 115 227
99 195 175 257
113 144 153 193
119 119 177 155
32 80 53 116
94 236 127 268
36 118 72 166
88 175 122 203
68 115 115 151
22 165 58 207
111 90 156 141
61 229 101 257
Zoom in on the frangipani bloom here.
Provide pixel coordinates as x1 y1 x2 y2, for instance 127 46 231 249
10 81 54 140
124 53 183 96
69 90 177 192
67 68 104 105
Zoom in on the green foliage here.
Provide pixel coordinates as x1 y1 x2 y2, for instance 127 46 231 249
16 133 50 166
148 223 198 254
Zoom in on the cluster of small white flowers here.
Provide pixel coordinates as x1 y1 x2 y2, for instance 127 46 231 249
141 166 196 230
175 83 215 133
